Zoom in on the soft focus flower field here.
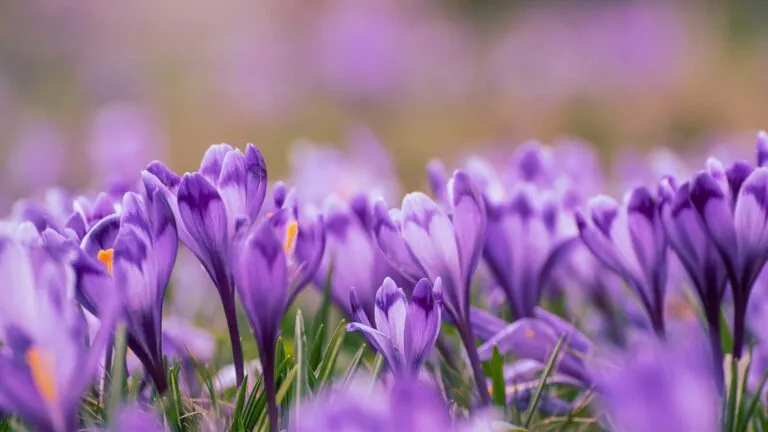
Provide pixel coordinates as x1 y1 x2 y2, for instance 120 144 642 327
3 131 768 432
4 1 768 432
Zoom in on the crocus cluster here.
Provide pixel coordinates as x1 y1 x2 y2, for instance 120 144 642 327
3 131 768 431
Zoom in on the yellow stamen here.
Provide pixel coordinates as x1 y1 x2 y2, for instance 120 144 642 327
284 221 299 254
26 347 57 403
524 328 536 339
97 248 114 276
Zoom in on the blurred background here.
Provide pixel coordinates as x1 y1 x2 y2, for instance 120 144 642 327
1 0 768 211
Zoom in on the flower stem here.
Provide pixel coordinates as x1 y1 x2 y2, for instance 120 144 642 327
458 324 491 406
261 342 279 432
222 292 244 387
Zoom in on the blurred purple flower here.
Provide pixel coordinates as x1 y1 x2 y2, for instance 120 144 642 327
319 194 410 319
109 405 165 432
6 119 67 195
76 191 178 392
142 143 267 385
232 208 324 431
597 335 719 432
291 378 452 432
483 184 579 318
348 277 442 377
311 0 407 103
0 233 119 432
89 103 167 188
289 128 401 205
576 187 668 336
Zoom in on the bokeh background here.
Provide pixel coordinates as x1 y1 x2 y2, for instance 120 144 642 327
1 0 768 212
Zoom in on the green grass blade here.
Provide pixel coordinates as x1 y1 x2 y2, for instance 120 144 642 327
241 373 265 432
523 335 566 428
230 375 249 432
737 369 768 432
725 357 739 432
276 365 298 403
309 323 325 374
167 364 186 432
721 310 734 356
294 310 310 416
341 345 367 388
368 354 384 391
318 319 347 387
487 346 506 408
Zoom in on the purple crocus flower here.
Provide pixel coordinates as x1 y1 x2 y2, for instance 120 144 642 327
597 334 719 432
292 379 452 432
659 177 727 386
76 191 178 392
688 156 768 358
348 277 442 377
108 405 165 432
576 186 668 335
142 143 267 384
373 170 491 404
319 194 410 319
0 234 119 432
483 184 579 318
232 208 324 432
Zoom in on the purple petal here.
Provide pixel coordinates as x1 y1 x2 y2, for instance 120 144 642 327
690 172 738 271
374 278 407 353
372 199 425 281
449 171 486 287
218 149 248 233
146 191 178 292
199 144 234 186
232 220 288 342
734 167 768 287
244 143 268 220
404 278 441 372
758 131 768 167
177 173 229 268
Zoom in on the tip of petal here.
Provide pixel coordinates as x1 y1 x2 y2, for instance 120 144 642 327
757 131 768 167
627 186 656 220
690 172 725 213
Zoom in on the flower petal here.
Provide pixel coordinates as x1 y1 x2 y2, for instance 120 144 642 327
177 173 229 271
199 144 234 186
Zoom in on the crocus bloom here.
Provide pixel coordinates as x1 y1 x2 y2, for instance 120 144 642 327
348 277 441 377
319 193 410 319
483 184 579 318
689 157 768 358
292 378 452 432
659 177 727 386
142 143 267 384
76 191 178 392
232 208 324 432
576 186 668 335
373 170 490 403
598 335 719 432
0 233 119 432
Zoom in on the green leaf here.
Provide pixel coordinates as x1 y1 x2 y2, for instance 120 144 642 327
318 319 347 387
107 323 128 420
167 364 186 432
241 373 265 432
294 310 310 416
368 353 384 391
721 310 734 356
312 261 335 343
488 346 507 408
341 345 367 388
523 335 566 428
276 365 298 403
230 375 249 432
189 355 218 415
737 368 768 432
309 323 325 374
725 357 739 432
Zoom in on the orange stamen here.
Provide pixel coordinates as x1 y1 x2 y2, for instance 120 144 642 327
26 347 57 403
97 248 114 275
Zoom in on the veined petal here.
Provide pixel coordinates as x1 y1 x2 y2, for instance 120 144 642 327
690 172 738 272
734 167 768 287
146 190 178 292
232 220 288 342
404 278 441 372
346 322 395 367
372 199 425 281
757 131 768 167
449 171 486 287
218 149 248 233
199 144 234 186
177 173 229 268
374 278 407 354
244 143 268 221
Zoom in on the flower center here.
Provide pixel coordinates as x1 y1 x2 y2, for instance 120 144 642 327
97 248 114 276
284 220 298 255
26 347 57 403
